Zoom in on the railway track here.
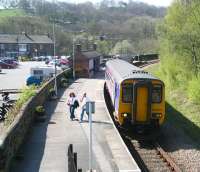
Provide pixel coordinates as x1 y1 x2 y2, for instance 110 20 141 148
104 84 182 172
122 133 182 172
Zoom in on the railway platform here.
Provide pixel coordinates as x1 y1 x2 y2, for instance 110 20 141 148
10 75 140 172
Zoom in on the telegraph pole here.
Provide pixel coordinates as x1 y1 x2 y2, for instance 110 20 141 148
53 0 57 96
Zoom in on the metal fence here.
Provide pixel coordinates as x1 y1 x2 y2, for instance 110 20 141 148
68 144 82 172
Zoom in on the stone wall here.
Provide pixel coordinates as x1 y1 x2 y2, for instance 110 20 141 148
0 69 70 172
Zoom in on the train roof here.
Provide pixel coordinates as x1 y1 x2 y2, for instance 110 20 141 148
106 59 161 83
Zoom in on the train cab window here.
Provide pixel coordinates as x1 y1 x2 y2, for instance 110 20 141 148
122 84 133 103
152 84 162 103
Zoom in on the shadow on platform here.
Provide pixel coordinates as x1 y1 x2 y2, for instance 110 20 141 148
10 88 66 172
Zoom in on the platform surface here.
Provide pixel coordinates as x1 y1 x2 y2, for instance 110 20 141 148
10 75 140 172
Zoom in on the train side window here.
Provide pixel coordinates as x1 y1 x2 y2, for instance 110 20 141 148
152 84 162 103
122 84 133 103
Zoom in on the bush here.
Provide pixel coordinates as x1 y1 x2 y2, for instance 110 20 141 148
61 77 67 87
188 77 200 102
49 88 56 99
63 69 73 79
35 105 45 116
19 56 31 61
35 105 45 113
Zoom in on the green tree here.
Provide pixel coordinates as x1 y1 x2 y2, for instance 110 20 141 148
111 40 134 55
159 0 200 100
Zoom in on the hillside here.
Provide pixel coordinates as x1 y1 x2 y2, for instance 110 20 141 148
0 9 25 19
0 0 167 55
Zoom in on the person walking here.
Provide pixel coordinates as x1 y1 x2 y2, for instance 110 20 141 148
67 92 78 120
79 92 90 122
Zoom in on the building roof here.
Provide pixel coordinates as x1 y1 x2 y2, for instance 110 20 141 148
81 51 101 59
106 59 161 84
0 34 53 44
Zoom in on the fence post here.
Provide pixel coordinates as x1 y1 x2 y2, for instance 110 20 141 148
68 144 73 172
68 144 82 172
73 152 77 170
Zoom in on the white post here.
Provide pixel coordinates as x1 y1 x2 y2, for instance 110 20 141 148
53 22 57 96
89 102 92 172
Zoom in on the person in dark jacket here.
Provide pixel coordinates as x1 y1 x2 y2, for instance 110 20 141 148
67 92 78 120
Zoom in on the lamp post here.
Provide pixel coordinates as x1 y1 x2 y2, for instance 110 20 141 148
52 0 57 96
53 21 57 96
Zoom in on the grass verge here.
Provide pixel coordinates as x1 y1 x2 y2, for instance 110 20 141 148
4 86 37 127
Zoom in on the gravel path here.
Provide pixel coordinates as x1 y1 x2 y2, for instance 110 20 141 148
158 123 200 172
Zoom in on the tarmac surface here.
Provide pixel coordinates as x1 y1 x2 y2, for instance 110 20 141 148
0 61 44 90
0 62 44 133
10 73 140 172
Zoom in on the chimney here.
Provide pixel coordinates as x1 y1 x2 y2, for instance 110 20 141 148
76 44 81 52
93 43 97 51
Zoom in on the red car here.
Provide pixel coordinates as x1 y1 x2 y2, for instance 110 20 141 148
3 59 18 68
0 60 16 69
60 59 69 65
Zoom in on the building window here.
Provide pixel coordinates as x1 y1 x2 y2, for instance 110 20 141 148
0 44 5 50
40 44 43 50
19 44 27 52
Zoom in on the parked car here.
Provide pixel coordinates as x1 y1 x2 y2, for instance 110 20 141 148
32 56 46 61
2 58 18 68
60 59 69 65
26 66 62 86
59 59 69 70
0 60 15 69
49 59 60 66
26 76 42 86
32 56 39 61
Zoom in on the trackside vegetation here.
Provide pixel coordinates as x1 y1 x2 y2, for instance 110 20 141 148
147 63 200 143
148 0 200 143
154 0 200 141
158 0 200 101
157 0 200 143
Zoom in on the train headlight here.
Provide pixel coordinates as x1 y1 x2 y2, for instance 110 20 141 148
122 113 128 117
152 113 162 119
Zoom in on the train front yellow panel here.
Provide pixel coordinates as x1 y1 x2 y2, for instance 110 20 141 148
136 87 148 122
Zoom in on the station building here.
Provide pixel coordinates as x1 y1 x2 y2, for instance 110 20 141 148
74 44 101 78
0 33 53 58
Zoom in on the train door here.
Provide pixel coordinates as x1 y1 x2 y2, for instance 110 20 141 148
132 81 152 124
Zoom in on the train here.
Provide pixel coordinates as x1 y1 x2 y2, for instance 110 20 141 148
104 59 165 132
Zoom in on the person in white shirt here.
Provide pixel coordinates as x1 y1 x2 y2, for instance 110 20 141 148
79 93 90 122
67 92 77 120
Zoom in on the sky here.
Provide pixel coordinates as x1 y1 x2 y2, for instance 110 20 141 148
59 0 173 7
